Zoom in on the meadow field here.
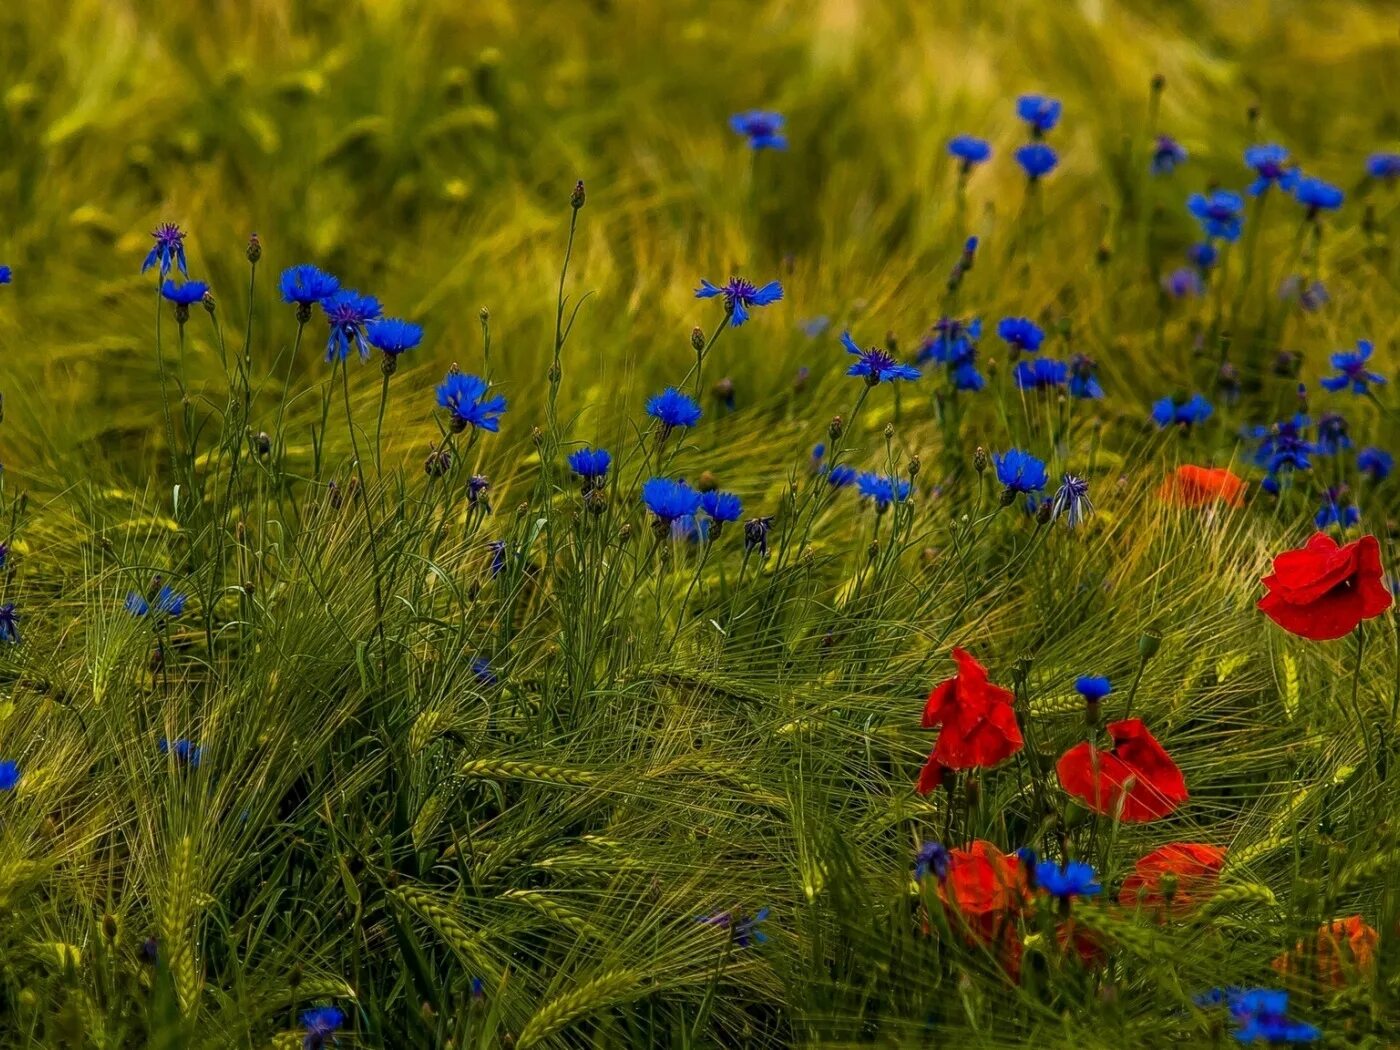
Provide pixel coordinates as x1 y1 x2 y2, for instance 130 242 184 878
1 0 1400 1046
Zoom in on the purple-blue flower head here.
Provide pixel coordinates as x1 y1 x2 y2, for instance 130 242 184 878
161 279 209 307
1051 474 1093 527
1368 153 1400 180
1163 268 1204 298
1074 675 1112 702
1358 447 1393 482
840 331 920 385
827 464 858 488
0 265 11 285
1015 357 1067 391
1034 859 1101 899
951 362 986 392
700 907 770 947
914 841 950 881
321 290 383 361
301 1006 346 1050
126 586 187 618
642 478 702 523
1315 412 1351 454
568 447 612 482
998 317 1044 355
730 111 787 150
917 316 981 365
949 135 992 168
695 277 783 326
1187 191 1244 242
279 265 340 307
158 738 202 769
1151 134 1188 175
1251 416 1315 474
142 223 188 277
1015 143 1058 180
1314 490 1359 529
0 604 18 644
994 449 1048 494
1068 354 1104 399
646 387 703 432
1186 242 1218 270
856 473 911 512
1244 144 1296 195
0 759 19 791
1321 340 1384 395
1016 94 1062 135
1292 174 1344 216
367 318 423 356
1152 393 1213 428
437 373 507 432
699 490 743 523
472 657 499 687
1221 989 1321 1045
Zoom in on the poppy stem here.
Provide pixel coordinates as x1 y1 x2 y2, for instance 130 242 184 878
1349 625 1373 761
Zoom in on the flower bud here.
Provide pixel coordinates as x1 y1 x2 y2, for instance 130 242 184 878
245 232 262 264
1036 500 1053 525
828 416 843 440
908 454 921 479
974 446 988 473
883 423 894 439
690 326 705 352
1139 631 1161 660
202 291 216 315
570 180 585 209
1150 73 1166 93
254 431 271 457
102 913 119 942
697 470 719 492
479 306 490 323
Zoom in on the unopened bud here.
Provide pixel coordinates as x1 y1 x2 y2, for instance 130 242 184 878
690 326 705 352
908 455 921 479
245 232 262 264
102 914 119 942
202 291 216 314
883 423 894 439
1139 631 1161 660
828 416 843 440
531 426 543 446
254 431 271 457
1150 73 1166 93
1035 500 1053 525
697 470 719 492
974 447 988 473
570 180 585 209
999 487 1017 507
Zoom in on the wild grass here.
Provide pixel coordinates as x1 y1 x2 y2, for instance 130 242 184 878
0 0 1399 1046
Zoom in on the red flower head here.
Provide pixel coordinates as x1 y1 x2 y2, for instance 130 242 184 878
1258 532 1392 641
1159 465 1246 508
1056 718 1187 822
1272 915 1378 986
939 840 1028 947
916 648 1023 795
1118 842 1226 915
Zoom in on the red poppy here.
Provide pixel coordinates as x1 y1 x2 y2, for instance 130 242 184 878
916 648 1023 795
1056 718 1187 822
1258 532 1392 641
1057 919 1107 968
1118 842 1226 915
1159 465 1246 508
937 840 1028 952
1272 915 1378 986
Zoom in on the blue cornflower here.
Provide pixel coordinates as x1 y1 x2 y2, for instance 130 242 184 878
671 514 709 543
321 290 383 361
568 447 612 484
1068 354 1104 399
918 316 981 365
1315 412 1351 454
857 473 912 512
699 490 743 523
0 266 11 285
158 738 202 769
994 449 1048 494
125 586 187 619
827 464 858 488
1015 847 1039 886
998 317 1045 354
1279 276 1329 313
160 279 209 307
1222 989 1321 1045
951 362 986 391
730 110 787 150
142 223 188 277
1358 447 1392 482
1074 675 1112 702
1151 134 1188 175
1188 191 1245 242
811 443 826 469
1016 94 1062 135
367 318 423 356
0 759 19 791
700 908 770 947
0 603 19 644
840 331 920 385
301 1005 346 1050
1163 268 1203 298
1252 416 1315 474
1244 144 1296 195
1015 357 1068 391
468 475 491 509
801 316 830 338
1187 242 1218 270
472 658 498 687
1034 859 1101 900
0 543 8 569
1051 474 1093 527
695 277 783 326
642 478 702 523
914 841 950 881
487 540 507 577
1152 393 1213 428
279 265 340 307
471 977 486 1001
1369 153 1400 180
1292 175 1344 216
1015 143 1058 180
437 373 507 432
646 387 703 432
1314 487 1358 530
1320 340 1384 394
949 134 992 169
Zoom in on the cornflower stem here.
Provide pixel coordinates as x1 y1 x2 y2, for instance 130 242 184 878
546 204 582 455
340 364 389 674
679 314 731 398
313 358 340 482
154 291 180 492
374 366 391 474
274 319 307 465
